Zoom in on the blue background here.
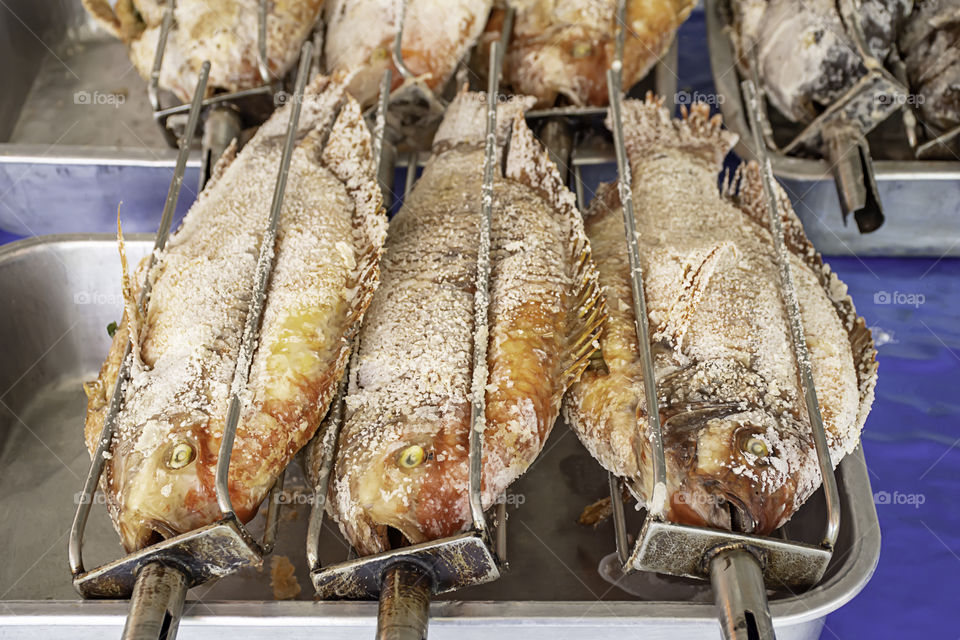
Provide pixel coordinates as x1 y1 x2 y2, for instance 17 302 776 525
2 8 958 638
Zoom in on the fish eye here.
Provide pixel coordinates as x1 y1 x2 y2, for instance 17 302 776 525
741 436 769 458
166 442 195 470
398 445 425 469
572 43 593 58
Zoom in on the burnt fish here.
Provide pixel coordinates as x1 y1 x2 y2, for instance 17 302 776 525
564 98 877 535
83 74 387 552
325 90 605 555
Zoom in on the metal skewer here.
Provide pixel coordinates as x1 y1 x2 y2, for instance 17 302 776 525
69 42 317 640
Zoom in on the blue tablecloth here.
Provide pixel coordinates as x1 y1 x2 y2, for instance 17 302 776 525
2 8 958 638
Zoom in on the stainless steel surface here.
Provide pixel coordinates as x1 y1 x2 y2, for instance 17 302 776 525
822 122 883 233
706 0 960 257
123 562 188 640
0 234 879 637
709 549 776 640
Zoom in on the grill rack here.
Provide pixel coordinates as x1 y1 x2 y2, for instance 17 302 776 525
68 42 318 640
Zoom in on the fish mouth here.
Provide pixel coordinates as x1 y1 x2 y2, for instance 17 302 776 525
722 493 758 534
118 515 180 552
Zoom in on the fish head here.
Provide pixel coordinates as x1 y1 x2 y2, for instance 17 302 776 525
110 412 213 551
664 405 813 535
338 415 469 555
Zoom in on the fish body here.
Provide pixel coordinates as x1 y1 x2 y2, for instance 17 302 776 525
324 0 493 106
488 0 695 107
327 91 604 555
564 99 876 535
83 75 387 552
82 0 324 101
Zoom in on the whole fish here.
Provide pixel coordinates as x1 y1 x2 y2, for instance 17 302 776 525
479 0 695 108
564 98 877 535
324 0 493 107
82 0 324 102
325 90 605 555
83 75 387 552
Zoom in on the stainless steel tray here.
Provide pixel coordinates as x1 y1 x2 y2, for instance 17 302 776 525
0 1 198 236
705 0 960 257
0 235 881 638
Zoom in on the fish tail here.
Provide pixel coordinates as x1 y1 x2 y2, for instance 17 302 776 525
504 113 607 386
432 87 536 153
611 93 737 169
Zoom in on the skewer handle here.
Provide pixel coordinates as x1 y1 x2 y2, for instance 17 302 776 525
822 122 884 233
377 563 432 640
122 562 189 640
709 549 776 640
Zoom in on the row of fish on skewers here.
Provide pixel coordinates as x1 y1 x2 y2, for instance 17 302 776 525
82 56 877 577
82 0 697 109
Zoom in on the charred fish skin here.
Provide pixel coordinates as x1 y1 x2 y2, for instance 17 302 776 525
328 90 605 556
83 74 388 552
324 0 493 107
564 97 876 535
731 0 911 124
900 0 960 133
481 0 695 108
82 0 325 102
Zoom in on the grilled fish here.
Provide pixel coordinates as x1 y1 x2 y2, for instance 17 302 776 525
82 0 324 102
564 98 877 535
324 0 493 107
325 90 605 555
83 74 387 552
479 0 695 108
731 0 911 123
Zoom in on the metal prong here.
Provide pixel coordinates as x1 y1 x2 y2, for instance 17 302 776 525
822 121 884 233
609 474 630 567
709 548 776 640
122 562 189 640
257 0 270 84
392 0 415 81
216 41 314 522
495 499 509 568
656 37 679 113
69 61 210 578
377 563 432 640
148 0 176 114
741 79 840 551
198 106 242 192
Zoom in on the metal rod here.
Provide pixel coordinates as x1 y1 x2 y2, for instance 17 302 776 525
154 86 274 120
741 79 840 550
822 122 884 233
495 500 509 568
148 0 176 113
467 40 503 535
608 473 630 566
122 562 189 640
216 41 314 520
69 62 210 576
257 0 270 84
260 470 285 555
656 37 679 114
392 0 415 81
377 563 432 640
198 107 242 192
709 548 776 640
606 66 667 518
306 369 348 570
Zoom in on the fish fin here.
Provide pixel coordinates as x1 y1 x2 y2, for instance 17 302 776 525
81 0 143 42
432 89 536 154
653 242 740 351
725 161 877 444
504 113 607 386
116 212 143 367
318 92 389 408
610 93 737 169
